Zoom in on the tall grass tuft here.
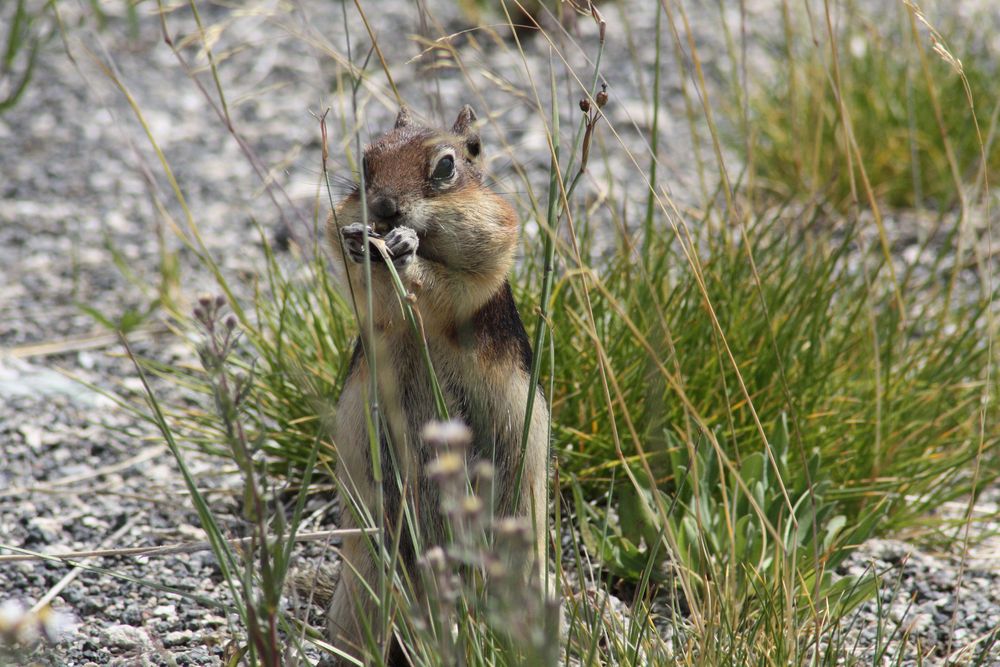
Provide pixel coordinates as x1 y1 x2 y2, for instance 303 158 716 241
743 3 999 208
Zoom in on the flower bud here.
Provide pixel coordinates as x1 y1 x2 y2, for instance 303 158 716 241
460 495 483 519
596 88 608 109
419 546 447 573
427 452 464 481
472 460 494 483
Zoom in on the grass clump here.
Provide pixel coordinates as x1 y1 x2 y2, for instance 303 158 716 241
549 201 996 662
744 3 999 208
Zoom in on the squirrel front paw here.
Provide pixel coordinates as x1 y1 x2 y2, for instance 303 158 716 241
339 223 375 264
384 226 418 267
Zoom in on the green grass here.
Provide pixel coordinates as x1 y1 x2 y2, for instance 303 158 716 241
37 0 1000 665
0 0 46 114
742 3 1000 209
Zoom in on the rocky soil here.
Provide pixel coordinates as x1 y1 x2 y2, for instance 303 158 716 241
1 0 997 665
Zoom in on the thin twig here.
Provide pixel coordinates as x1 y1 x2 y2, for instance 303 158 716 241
5 325 166 359
1 529 371 564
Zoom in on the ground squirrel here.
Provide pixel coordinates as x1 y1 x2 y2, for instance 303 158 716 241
325 105 550 663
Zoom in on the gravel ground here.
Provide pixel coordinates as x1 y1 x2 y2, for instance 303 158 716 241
837 532 1000 665
1 1 998 665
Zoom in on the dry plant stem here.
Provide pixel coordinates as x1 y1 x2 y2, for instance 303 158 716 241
6 325 164 359
351 0 400 104
369 237 450 420
642 2 663 247
318 109 367 361
513 3 605 507
155 0 309 239
902 2 995 650
185 0 229 123
905 8 967 318
89 49 245 325
0 530 370 564
817 0 905 321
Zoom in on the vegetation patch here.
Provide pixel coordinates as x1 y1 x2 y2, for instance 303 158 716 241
743 5 999 209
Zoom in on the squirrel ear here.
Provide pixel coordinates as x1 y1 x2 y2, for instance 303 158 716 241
452 105 482 159
452 105 477 134
394 106 412 129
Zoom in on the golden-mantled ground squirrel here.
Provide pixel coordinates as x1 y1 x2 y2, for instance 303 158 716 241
325 105 550 662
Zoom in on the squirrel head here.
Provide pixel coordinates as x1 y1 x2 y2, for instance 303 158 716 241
357 105 488 234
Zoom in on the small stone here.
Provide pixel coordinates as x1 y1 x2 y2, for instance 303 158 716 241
163 629 194 647
19 424 43 450
77 351 96 370
152 604 175 618
102 623 151 649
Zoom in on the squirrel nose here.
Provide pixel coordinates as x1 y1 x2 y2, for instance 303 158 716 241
370 196 399 220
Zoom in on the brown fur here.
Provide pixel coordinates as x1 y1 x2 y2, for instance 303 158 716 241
325 106 550 664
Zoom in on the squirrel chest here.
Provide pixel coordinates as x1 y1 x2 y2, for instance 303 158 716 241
340 281 535 535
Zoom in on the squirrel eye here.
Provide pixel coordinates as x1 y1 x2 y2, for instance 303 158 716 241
432 154 455 181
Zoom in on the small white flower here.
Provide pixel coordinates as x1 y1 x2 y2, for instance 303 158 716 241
849 35 867 59
38 607 75 642
426 452 464 480
0 599 27 638
0 600 73 647
421 419 472 449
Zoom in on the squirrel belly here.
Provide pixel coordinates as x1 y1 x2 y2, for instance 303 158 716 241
324 105 550 662
338 280 543 562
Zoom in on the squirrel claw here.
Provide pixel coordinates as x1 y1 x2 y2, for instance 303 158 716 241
384 226 419 267
340 223 376 264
